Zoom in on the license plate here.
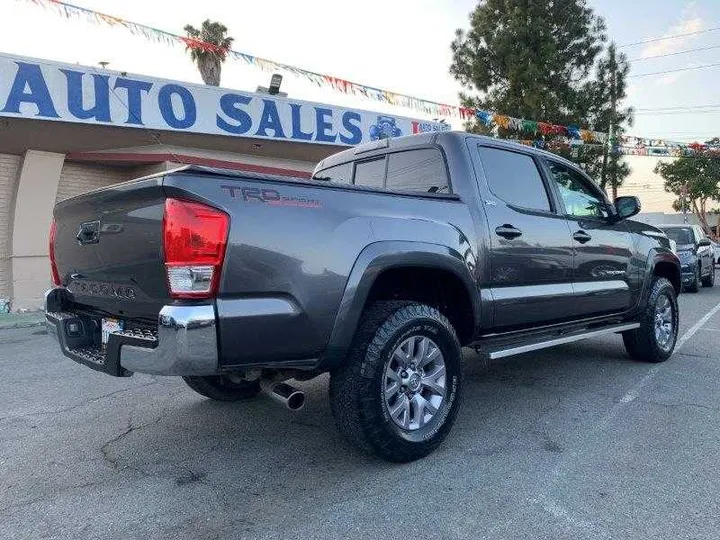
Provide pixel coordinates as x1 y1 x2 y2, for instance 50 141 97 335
101 318 124 345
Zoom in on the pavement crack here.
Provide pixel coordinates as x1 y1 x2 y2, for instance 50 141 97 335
99 415 163 475
0 481 105 514
0 380 159 422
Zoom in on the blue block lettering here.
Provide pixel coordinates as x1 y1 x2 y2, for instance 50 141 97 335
114 78 153 125
158 84 196 129
289 104 313 140
340 112 362 145
1 62 59 118
60 69 111 122
255 99 286 138
217 94 253 134
315 107 337 143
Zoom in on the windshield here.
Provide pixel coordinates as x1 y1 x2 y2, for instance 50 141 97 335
661 227 693 246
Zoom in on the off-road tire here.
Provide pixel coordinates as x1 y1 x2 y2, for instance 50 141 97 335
329 301 463 462
622 277 678 363
702 263 715 287
687 266 701 293
182 375 261 401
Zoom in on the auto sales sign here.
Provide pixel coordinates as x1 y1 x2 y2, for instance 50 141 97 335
0 53 449 146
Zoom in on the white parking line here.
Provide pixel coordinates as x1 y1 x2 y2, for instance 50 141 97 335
616 299 720 406
676 300 720 353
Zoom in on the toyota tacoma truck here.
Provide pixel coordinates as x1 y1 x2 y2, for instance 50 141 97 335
46 132 681 462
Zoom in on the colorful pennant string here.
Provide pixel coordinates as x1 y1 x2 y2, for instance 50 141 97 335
14 0 720 156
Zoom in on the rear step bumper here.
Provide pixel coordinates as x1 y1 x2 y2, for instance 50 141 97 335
46 289 218 377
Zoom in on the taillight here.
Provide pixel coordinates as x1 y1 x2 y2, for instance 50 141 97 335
163 198 229 299
49 219 61 286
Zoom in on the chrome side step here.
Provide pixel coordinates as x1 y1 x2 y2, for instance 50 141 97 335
487 322 640 360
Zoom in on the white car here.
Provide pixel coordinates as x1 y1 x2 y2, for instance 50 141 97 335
712 240 720 265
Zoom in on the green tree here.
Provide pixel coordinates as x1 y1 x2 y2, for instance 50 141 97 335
450 0 606 128
589 43 633 198
655 157 720 233
184 20 234 86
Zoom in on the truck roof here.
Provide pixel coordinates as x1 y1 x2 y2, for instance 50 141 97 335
315 130 587 173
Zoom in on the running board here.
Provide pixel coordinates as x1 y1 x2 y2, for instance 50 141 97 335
487 322 640 360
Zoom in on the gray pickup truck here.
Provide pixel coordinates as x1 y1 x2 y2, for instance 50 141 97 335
46 132 681 462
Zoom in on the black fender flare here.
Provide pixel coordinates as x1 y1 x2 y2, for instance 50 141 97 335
319 240 481 369
636 249 681 312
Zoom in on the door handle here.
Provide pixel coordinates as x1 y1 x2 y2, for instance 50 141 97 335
495 224 522 239
573 230 592 244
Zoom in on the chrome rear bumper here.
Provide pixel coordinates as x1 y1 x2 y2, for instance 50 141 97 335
46 288 218 377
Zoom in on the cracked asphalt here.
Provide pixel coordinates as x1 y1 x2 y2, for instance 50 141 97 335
2 281 720 540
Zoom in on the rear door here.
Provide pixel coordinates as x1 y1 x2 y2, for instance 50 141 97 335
542 159 634 317
471 144 575 329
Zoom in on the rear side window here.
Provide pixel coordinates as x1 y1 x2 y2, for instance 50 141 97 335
477 146 551 212
386 149 449 193
354 158 386 189
313 162 352 184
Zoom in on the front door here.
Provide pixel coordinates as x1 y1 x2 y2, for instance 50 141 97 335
472 144 575 329
542 159 634 318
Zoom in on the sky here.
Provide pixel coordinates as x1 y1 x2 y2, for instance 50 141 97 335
0 0 718 143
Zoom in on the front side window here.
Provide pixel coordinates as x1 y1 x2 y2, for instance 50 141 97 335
353 158 386 189
386 149 449 193
545 161 609 219
477 146 551 212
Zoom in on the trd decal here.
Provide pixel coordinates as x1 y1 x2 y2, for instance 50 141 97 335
221 185 322 208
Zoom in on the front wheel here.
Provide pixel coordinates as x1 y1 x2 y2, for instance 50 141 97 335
329 302 463 462
622 277 678 363
183 375 261 401
702 262 715 287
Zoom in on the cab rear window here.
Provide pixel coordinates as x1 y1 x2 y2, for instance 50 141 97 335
315 148 450 194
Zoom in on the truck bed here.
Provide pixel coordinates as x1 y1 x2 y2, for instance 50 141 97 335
51 166 473 368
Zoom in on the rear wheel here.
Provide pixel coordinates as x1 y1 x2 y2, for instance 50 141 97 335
622 277 678 363
182 375 261 401
702 262 715 287
329 301 463 462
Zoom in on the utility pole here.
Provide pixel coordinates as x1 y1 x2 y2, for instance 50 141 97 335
609 45 618 201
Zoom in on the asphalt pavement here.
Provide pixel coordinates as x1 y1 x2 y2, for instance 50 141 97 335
2 279 720 540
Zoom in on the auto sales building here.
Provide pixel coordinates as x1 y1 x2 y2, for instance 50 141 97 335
0 52 447 311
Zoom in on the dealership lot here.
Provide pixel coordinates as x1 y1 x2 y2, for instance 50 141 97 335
2 284 720 540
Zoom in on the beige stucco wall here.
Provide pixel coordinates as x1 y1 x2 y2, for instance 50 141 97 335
0 153 22 303
11 151 66 310
55 162 129 203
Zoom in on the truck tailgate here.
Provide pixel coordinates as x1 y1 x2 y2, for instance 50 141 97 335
52 177 168 321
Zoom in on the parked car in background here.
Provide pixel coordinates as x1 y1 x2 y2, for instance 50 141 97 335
711 240 720 266
659 225 715 292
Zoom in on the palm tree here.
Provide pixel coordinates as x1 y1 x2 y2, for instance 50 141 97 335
183 20 234 86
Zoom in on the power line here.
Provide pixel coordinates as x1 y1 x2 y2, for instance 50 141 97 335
634 110 720 115
635 104 720 111
629 44 720 62
619 26 720 48
629 62 720 78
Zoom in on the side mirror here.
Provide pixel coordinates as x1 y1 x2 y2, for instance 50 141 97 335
699 237 712 247
614 196 641 220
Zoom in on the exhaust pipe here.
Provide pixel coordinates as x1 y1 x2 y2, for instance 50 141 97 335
260 380 305 411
